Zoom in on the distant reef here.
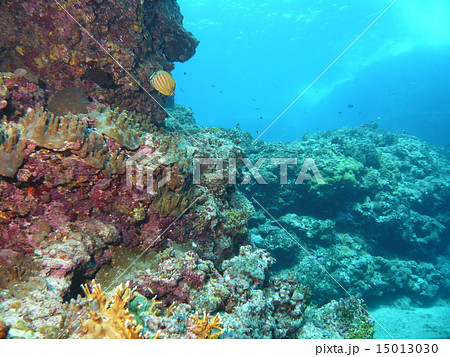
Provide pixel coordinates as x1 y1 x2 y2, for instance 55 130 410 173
239 122 450 306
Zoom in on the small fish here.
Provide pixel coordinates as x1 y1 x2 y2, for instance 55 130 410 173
348 104 354 108
150 70 176 96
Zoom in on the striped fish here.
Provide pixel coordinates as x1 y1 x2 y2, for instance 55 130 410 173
150 70 176 96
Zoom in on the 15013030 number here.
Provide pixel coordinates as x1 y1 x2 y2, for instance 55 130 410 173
376 344 439 354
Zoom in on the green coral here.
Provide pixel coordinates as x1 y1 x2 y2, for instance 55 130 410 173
346 314 375 339
335 298 375 339
317 151 364 188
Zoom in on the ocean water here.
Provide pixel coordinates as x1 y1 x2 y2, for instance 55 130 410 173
174 0 450 146
173 0 450 339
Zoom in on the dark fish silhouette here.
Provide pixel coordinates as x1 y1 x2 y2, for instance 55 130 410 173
82 68 114 88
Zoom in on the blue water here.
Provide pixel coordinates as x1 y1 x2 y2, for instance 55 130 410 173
173 0 450 146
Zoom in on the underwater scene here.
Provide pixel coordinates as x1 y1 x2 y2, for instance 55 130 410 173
0 0 449 340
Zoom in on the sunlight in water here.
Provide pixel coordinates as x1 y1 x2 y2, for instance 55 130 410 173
398 0 450 47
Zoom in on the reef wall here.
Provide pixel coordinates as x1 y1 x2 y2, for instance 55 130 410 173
0 0 198 122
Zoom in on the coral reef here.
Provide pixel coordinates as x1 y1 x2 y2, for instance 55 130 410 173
298 298 375 339
3 0 446 336
240 123 450 305
0 102 252 263
0 101 265 339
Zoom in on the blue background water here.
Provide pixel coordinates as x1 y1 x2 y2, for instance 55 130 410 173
173 0 450 146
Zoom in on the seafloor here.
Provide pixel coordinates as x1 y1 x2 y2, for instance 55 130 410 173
0 0 449 339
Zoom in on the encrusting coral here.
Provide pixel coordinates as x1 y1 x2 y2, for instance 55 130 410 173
47 87 90 116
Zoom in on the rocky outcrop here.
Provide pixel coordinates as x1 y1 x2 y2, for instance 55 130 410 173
0 0 198 123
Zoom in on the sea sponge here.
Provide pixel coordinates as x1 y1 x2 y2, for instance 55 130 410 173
0 121 27 177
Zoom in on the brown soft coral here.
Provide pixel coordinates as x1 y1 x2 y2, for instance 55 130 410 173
0 122 27 177
91 107 157 150
18 106 87 150
0 320 11 339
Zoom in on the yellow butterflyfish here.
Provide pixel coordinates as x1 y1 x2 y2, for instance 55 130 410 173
150 70 176 96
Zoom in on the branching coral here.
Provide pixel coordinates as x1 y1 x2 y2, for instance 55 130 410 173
139 295 176 318
188 311 224 339
79 280 143 339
